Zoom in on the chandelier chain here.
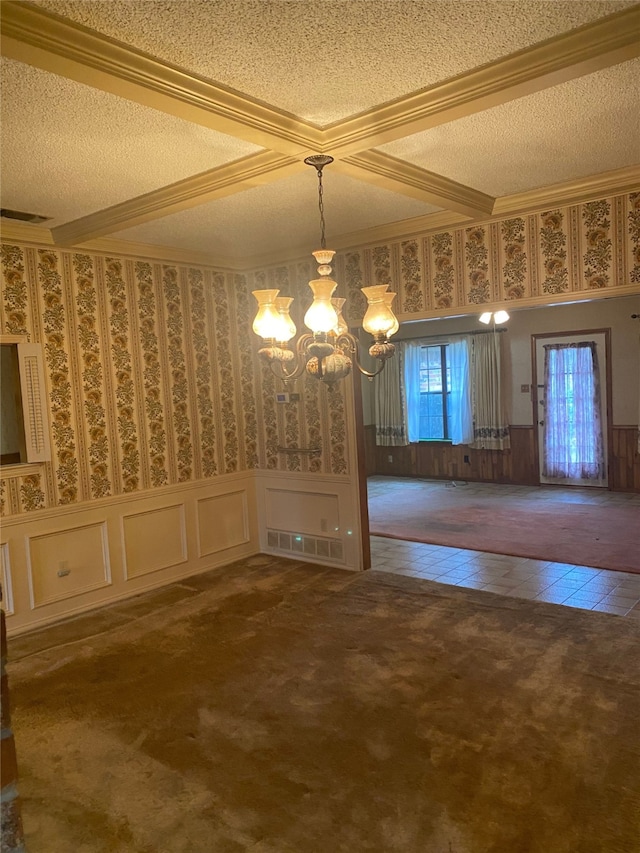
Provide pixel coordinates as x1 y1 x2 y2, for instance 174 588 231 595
317 167 327 250
304 154 334 251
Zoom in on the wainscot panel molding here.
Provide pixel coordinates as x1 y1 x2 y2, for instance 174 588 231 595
122 504 187 580
254 470 363 572
0 543 14 616
3 474 258 635
197 490 250 558
27 520 111 608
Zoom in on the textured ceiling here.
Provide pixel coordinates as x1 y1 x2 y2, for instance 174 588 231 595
32 0 635 123
379 59 640 197
112 170 441 259
1 0 639 267
0 58 262 225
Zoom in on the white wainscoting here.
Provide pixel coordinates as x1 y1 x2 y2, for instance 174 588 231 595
254 469 364 571
1 542 14 616
27 520 111 607
197 491 249 558
2 473 257 635
122 504 187 579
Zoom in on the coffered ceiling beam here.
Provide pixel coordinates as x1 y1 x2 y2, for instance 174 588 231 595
0 0 322 156
51 151 303 246
324 5 640 156
334 151 495 219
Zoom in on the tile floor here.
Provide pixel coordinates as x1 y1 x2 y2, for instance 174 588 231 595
368 477 640 619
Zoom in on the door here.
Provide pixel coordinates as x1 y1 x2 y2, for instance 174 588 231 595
534 331 609 487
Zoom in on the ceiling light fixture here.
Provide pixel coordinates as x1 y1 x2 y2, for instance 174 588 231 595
252 155 398 387
479 310 510 325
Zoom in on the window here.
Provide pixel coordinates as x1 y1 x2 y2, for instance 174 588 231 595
419 345 452 440
403 337 473 446
0 340 51 465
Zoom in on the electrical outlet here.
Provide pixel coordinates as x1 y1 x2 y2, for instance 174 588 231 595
387 455 393 463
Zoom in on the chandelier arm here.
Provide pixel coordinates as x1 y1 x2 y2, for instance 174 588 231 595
263 333 316 384
353 360 388 379
335 331 391 378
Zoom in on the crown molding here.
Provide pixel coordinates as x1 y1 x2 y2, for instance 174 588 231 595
3 169 637 272
324 6 640 156
50 151 304 246
240 210 472 268
335 151 495 218
243 167 640 265
0 1 322 156
70 237 242 270
0 222 55 245
334 211 473 254
492 165 640 217
0 221 241 269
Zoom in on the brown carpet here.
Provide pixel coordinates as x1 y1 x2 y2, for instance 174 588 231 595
7 556 640 853
368 485 640 574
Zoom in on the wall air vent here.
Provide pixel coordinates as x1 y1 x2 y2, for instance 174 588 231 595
1 208 51 224
267 529 344 563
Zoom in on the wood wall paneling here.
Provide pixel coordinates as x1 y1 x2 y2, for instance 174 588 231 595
610 427 640 492
366 425 639 492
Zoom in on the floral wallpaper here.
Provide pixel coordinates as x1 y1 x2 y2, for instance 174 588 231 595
2 192 635 516
342 193 639 315
0 242 351 517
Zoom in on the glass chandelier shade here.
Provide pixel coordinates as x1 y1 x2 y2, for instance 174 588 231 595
274 296 296 342
252 289 282 339
331 297 348 336
251 154 398 387
304 278 339 334
383 292 400 336
361 285 398 337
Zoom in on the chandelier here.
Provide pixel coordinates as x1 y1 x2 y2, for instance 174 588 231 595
251 155 399 387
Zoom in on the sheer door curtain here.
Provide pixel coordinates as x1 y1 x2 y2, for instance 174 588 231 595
543 342 605 480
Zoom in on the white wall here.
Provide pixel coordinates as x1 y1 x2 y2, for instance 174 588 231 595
362 294 639 427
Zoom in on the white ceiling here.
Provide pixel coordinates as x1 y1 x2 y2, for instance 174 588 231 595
1 0 639 267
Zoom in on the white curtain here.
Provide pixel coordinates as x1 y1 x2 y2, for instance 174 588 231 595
403 341 423 443
543 342 605 480
471 332 510 450
374 344 408 446
448 337 474 445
